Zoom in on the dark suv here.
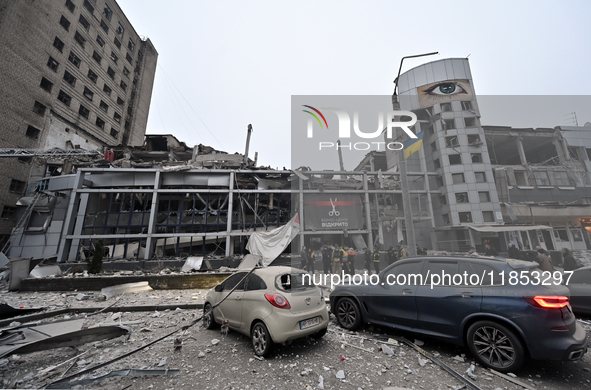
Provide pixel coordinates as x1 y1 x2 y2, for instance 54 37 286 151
330 256 588 372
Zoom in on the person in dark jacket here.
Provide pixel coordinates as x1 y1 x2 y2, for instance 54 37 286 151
562 248 579 271
364 248 372 273
306 247 315 274
484 244 498 257
387 246 398 265
507 243 523 260
372 249 381 274
322 245 333 274
299 246 308 270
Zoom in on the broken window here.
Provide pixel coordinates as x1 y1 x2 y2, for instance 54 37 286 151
107 66 115 79
83 86 94 101
78 104 90 119
474 172 486 183
120 80 127 91
522 136 559 165
103 84 112 96
440 102 452 112
110 52 118 63
128 39 135 52
452 173 465 184
100 100 109 112
439 194 447 205
95 116 105 129
533 171 550 186
53 37 65 52
455 192 469 203
126 53 133 64
553 228 569 243
467 134 481 145
479 191 490 202
79 14 90 30
103 3 113 21
430 142 438 152
442 214 450 225
65 0 75 13
471 153 482 163
554 171 571 186
100 20 109 34
57 90 72 106
485 135 521 165
113 112 121 123
514 171 527 186
40 77 53 93
1 206 16 219
26 125 41 139
83 0 94 14
459 212 472 223
114 37 121 49
436 176 444 187
33 101 46 116
9 179 26 194
482 211 494 222
59 15 70 31
116 22 125 38
433 158 441 169
63 70 76 86
123 66 130 77
443 119 455 130
47 56 59 72
117 96 124 105
464 117 477 127
96 35 105 47
461 101 472 111
87 69 98 83
74 31 86 47
449 154 462 165
110 128 119 138
445 136 459 147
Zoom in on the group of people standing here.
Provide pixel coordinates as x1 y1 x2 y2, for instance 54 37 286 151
299 244 415 275
470 243 581 271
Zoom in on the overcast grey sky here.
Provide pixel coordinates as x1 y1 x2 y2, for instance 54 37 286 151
118 0 591 169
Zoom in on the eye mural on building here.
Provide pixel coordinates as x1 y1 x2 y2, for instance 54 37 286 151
417 79 473 107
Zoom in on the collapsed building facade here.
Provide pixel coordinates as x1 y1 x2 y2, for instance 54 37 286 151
7 137 432 261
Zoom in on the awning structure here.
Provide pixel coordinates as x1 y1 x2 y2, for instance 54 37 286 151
469 225 551 233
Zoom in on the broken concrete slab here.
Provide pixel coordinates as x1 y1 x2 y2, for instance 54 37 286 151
101 281 153 298
28 264 61 278
0 319 129 358
181 257 204 272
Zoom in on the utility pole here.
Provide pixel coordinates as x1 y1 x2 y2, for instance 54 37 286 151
393 52 438 257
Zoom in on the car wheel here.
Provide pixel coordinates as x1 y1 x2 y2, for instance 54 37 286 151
335 297 362 330
310 327 327 339
202 303 216 330
467 320 524 372
251 321 273 357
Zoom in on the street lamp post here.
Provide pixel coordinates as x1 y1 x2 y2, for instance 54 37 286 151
393 52 438 257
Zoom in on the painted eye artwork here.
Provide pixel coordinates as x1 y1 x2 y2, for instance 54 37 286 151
418 79 473 107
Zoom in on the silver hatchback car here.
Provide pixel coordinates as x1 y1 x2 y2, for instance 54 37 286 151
203 266 329 356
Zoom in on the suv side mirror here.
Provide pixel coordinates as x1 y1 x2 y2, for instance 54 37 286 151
214 284 223 292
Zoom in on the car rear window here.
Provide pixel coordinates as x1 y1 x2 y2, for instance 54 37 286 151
276 273 315 291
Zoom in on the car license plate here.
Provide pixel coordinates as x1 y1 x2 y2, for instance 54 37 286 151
300 317 320 330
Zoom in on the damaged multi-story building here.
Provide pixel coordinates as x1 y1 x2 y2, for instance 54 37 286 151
0 0 158 247
387 57 591 254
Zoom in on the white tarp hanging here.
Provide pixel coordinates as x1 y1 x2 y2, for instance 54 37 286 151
246 214 300 266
